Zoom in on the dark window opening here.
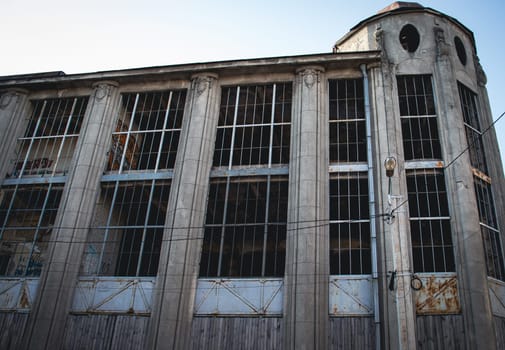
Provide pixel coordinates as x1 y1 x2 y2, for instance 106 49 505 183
397 75 442 160
399 24 420 52
329 79 366 163
329 173 371 275
407 170 455 273
200 176 288 278
214 84 292 168
454 36 467 65
107 90 186 172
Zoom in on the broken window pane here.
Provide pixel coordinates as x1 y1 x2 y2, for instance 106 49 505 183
8 97 87 178
107 90 186 172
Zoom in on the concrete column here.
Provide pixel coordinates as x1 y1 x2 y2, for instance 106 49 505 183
0 89 29 179
433 27 496 349
23 81 120 350
147 73 220 350
368 64 417 350
284 66 328 350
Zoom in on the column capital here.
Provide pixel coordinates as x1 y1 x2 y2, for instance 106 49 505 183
91 81 119 101
0 88 29 110
296 66 325 89
190 73 219 96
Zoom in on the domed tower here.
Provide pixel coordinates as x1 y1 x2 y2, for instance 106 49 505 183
335 2 505 349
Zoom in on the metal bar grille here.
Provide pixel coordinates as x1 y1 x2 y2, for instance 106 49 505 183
213 84 292 167
407 169 455 272
107 90 186 172
200 176 288 277
329 79 366 162
83 180 171 276
474 177 505 280
397 75 442 160
457 82 488 173
329 172 371 274
8 97 87 179
0 184 63 276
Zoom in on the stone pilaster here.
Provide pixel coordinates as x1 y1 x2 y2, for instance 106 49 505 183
433 27 496 349
147 73 220 350
369 63 417 350
284 66 328 350
23 82 120 350
0 89 29 180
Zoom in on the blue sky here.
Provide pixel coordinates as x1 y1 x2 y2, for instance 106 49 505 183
2 0 504 167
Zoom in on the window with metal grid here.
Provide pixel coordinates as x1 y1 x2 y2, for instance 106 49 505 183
407 169 455 272
329 173 371 275
0 185 63 276
107 90 186 172
83 89 186 277
397 75 442 160
83 180 171 276
199 176 288 277
201 83 291 278
329 79 366 163
0 96 88 277
8 97 87 178
474 177 505 280
213 84 291 167
457 82 488 173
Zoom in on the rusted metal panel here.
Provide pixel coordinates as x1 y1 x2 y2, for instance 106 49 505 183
0 277 39 311
416 315 466 349
414 273 460 314
194 278 283 315
328 317 376 349
190 317 283 350
62 314 149 350
71 277 155 314
488 277 505 317
329 275 373 315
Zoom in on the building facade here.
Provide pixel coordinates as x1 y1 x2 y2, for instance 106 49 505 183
0 2 504 349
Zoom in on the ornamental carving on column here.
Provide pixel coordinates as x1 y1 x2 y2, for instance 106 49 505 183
192 74 218 96
374 26 388 60
93 83 116 101
434 27 450 58
0 93 14 110
474 55 487 87
297 67 323 89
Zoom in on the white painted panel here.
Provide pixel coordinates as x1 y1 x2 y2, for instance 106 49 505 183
0 278 39 311
71 277 155 314
488 277 505 318
329 275 373 315
194 278 283 315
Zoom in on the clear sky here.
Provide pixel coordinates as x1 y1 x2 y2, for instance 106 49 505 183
1 0 504 167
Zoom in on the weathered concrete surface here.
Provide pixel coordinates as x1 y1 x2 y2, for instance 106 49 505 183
0 89 28 181
23 82 120 350
147 74 220 350
284 66 329 350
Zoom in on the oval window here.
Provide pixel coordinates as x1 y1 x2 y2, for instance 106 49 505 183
399 24 420 52
454 36 467 65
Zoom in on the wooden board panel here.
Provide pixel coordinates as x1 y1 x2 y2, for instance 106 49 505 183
190 317 283 350
328 317 376 349
62 314 149 350
416 315 466 349
0 312 29 349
